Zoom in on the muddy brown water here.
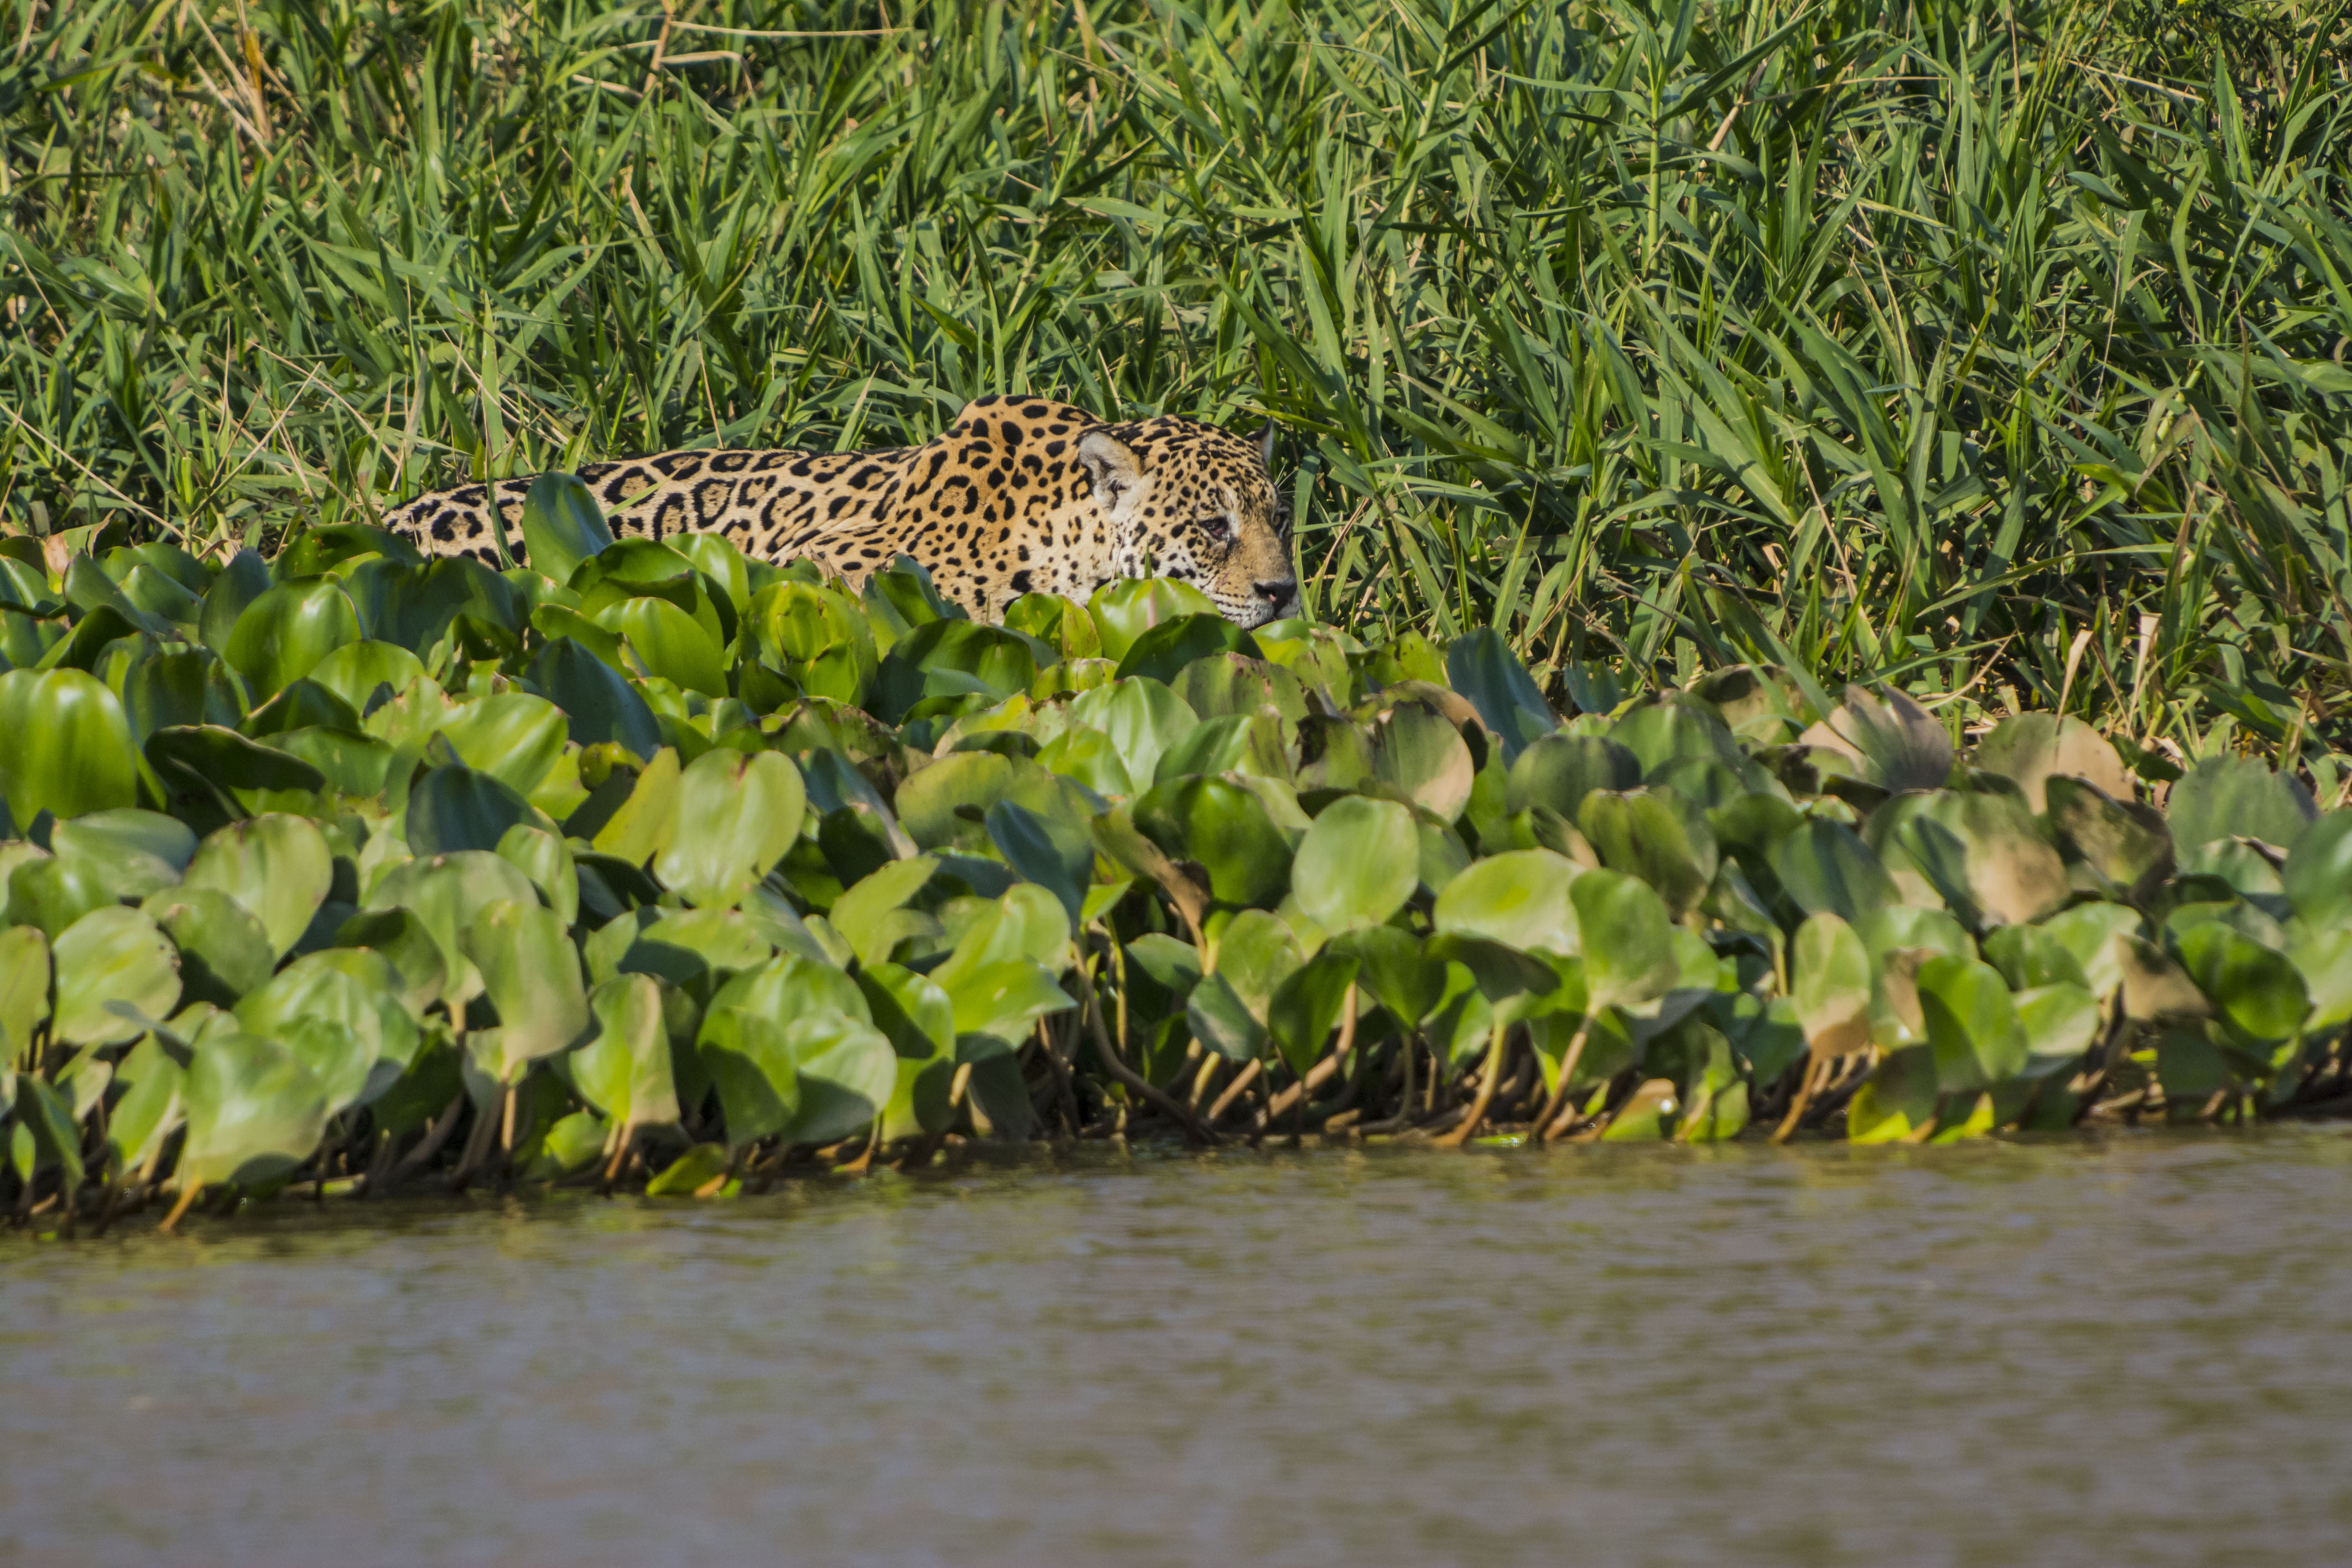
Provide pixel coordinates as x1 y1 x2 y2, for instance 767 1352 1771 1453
5 1129 2350 1566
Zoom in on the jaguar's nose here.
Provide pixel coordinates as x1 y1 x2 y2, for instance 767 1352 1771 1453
1254 577 1298 608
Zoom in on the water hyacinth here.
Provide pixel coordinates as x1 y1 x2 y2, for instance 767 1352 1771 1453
0 513 2348 1233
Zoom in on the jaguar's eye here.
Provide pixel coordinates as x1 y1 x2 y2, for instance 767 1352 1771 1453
1201 514 1232 541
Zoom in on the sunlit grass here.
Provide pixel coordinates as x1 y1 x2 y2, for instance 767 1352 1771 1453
2 0 2348 779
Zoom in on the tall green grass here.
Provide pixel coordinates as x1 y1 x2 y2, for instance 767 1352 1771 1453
2 0 2348 767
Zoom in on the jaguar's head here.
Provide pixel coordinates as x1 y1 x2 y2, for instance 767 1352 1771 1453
1079 414 1297 629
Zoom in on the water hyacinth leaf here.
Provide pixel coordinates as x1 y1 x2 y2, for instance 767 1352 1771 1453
1877 789 2069 929
1421 933 1563 1023
1320 925 1437 1028
182 814 333 958
263 725 397 798
859 962 959 1140
1003 592 1102 660
860 554 966 647
1210 909 1303 1015
2283 812 2352 929
271 1016 376 1119
1846 1045 1940 1144
1371 703 1475 821
496 825 579 929
465 898 590 1081
608 596 727 698
0 924 51 1059
2119 935 2213 1022
2155 1027 2235 1103
573 973 679 1131
1067 678 1198 786
1087 576 1221 662
178 1027 329 1191
895 751 1016 850
1793 913 1874 1058
144 888 274 1006
529 637 662 759
877 621 1043 718
750 580 879 707
105 1033 185 1176
432 694 569 801
305 639 427 715
1173 653 1307 725
645 1143 733 1196
1916 955 2028 1093
523 1110 609 1180
223 580 362 698
773 1009 898 1147
1981 923 2091 992
1568 868 1677 1012
699 1006 800 1146
1032 723 1134 799
1140 710 1236 782
1111 613 1258 686
829 854 940 969
2014 984 2102 1075
2044 776 2172 893
236 953 410 1111
51 905 180 1045
0 668 141 821
1445 628 1554 762
1123 931 1205 1015
1135 777 1292 908
6 848 121 939
1506 733 1640 821
2166 756 2317 852
2288 929 2352 1031
1610 701 1742 780
1267 947 1360 1077
1186 971 1266 1061
147 725 326 801
2039 902 2141 1001
362 852 538 991
14 1074 85 1196
1771 819 1898 935
939 959 1075 1054
1598 1077 1679 1141
710 954 871 1028
517 472 616 584
1578 790 1716 920
590 746 681 867
1292 795 1417 933
334 907 449 1017
985 799 1095 924
2173 923 2309 1043
1801 685 1953 792
407 762 553 857
1433 848 1580 958
654 749 806 908
616 908 772 988
1973 714 2133 815
52 809 197 878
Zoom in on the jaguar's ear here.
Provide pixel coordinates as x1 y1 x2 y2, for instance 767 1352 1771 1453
1077 430 1144 512
1257 421 1278 470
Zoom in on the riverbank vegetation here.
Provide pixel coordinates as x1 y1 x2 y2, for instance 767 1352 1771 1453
3 0 2350 755
1 504 2348 1228
4 0 2352 1226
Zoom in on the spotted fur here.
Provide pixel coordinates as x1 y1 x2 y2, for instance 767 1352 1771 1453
378 396 1298 627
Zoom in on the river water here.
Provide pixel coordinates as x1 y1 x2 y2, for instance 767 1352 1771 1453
5 1129 2349 1566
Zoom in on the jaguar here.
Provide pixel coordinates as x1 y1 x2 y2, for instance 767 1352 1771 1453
378 396 1298 627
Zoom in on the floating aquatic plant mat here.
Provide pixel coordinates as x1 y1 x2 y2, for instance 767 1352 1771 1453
2 503 2348 1233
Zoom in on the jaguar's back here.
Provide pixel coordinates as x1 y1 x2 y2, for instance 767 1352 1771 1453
377 396 1298 627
